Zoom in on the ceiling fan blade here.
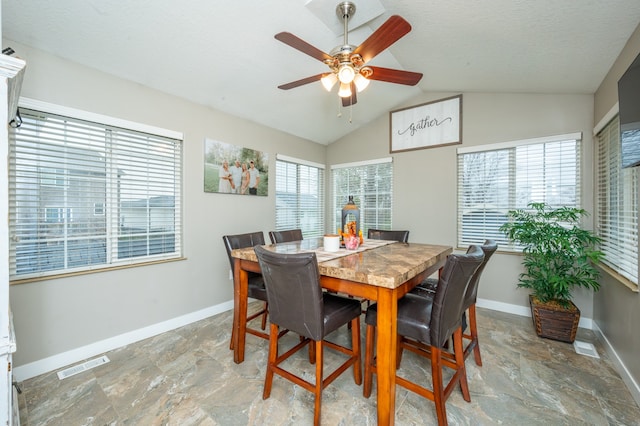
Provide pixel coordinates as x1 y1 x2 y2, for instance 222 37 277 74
352 15 412 64
342 83 357 107
278 73 326 90
367 66 423 86
275 32 333 62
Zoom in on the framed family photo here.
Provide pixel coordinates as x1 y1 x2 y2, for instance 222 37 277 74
204 139 269 196
389 94 462 153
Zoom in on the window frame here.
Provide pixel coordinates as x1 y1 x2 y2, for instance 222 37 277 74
595 114 639 289
274 154 325 239
9 98 184 282
331 157 393 235
457 132 582 251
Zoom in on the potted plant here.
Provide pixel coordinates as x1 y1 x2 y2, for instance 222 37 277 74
499 202 603 343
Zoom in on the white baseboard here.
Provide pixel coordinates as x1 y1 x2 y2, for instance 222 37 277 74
477 298 531 318
13 300 234 382
592 321 640 408
476 298 593 329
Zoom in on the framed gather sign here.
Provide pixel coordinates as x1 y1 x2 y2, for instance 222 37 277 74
389 94 462 153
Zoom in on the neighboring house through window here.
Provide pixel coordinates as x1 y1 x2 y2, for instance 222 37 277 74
9 100 183 280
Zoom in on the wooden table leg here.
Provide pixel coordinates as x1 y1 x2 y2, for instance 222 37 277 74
375 287 397 425
233 259 249 364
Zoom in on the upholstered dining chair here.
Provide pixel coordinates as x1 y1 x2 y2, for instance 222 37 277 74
254 245 362 426
363 245 484 426
268 228 303 244
222 231 269 350
367 228 410 243
411 240 498 366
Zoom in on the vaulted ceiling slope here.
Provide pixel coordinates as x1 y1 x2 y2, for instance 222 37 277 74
3 0 640 145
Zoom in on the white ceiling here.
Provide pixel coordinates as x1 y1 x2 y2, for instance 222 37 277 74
3 0 640 145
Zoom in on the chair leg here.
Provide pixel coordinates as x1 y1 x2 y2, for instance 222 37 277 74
309 339 317 364
468 304 482 366
363 323 375 398
430 346 447 426
233 301 269 350
261 302 268 330
229 318 236 350
263 323 279 400
453 328 471 402
351 317 362 385
314 340 323 426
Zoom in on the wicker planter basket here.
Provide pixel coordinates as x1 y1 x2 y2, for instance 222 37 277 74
529 295 580 343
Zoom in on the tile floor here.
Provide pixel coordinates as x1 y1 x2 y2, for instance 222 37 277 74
16 305 640 425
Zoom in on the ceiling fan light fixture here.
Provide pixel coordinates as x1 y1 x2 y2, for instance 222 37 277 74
338 64 355 84
321 73 338 91
274 2 422 108
354 73 370 92
338 82 352 98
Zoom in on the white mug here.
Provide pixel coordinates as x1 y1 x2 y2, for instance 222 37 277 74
323 234 340 252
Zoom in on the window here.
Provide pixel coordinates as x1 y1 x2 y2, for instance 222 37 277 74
331 158 393 234
9 102 183 280
595 116 638 286
275 154 325 238
457 133 581 250
94 202 105 216
44 207 72 224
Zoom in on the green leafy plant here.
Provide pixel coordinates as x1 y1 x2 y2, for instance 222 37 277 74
499 202 603 307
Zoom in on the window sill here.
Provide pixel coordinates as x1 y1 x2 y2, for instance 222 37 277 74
598 263 639 293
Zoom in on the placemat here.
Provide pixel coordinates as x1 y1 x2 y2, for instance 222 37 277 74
307 239 396 263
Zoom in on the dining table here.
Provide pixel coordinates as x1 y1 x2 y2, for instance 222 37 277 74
231 237 452 426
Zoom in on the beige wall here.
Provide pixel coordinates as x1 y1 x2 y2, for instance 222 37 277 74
6 40 325 367
593 22 640 397
327 91 596 313
7 28 632 384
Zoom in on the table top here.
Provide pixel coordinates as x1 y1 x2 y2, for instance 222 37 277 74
231 238 452 289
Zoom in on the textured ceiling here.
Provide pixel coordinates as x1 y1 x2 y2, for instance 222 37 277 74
3 0 640 145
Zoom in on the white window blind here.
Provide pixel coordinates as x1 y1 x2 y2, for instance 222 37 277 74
331 158 393 234
457 134 581 250
9 107 183 280
275 154 325 238
595 116 638 285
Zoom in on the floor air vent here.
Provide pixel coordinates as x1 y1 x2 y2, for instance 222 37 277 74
57 355 110 380
573 340 599 359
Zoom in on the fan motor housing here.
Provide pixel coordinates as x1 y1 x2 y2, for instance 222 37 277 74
336 2 356 20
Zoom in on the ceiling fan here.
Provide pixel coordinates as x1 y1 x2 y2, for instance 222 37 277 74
275 1 423 107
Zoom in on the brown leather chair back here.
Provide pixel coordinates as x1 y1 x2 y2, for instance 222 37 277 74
222 231 265 273
430 245 484 348
222 231 265 270
463 240 498 311
254 245 324 341
268 229 303 244
367 229 409 243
